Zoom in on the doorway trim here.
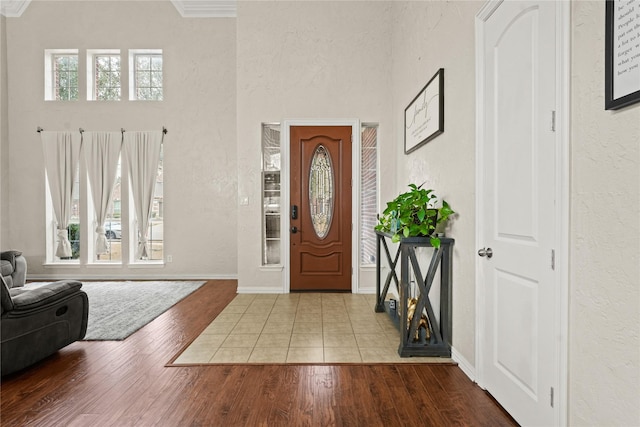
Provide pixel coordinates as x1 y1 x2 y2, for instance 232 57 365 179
474 1 570 425
281 119 361 294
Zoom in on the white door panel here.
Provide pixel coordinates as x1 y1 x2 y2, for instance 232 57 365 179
495 269 539 396
478 1 558 425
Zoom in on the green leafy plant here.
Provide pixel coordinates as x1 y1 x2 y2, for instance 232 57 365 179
375 183 454 248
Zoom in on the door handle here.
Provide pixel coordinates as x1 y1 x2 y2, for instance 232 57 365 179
478 247 493 258
291 226 298 234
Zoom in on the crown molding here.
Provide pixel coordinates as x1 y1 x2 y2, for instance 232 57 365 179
0 1 236 18
0 0 31 17
171 0 236 18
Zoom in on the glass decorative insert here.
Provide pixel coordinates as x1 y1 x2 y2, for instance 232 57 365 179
309 145 334 239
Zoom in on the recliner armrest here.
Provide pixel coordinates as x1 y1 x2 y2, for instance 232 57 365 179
10 281 83 311
0 250 23 263
0 251 26 288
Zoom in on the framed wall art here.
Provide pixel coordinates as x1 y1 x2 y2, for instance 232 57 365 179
405 68 444 154
605 0 640 110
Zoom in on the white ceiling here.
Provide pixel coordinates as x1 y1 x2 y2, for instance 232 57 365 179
0 0 236 18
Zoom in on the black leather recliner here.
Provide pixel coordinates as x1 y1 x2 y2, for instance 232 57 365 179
1 251 88 376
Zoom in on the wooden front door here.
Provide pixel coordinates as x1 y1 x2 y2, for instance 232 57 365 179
290 126 352 291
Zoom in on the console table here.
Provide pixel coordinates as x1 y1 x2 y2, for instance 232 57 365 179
375 230 454 357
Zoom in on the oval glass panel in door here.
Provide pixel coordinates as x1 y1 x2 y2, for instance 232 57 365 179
309 145 334 239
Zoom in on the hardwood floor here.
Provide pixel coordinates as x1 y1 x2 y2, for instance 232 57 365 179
1 280 517 426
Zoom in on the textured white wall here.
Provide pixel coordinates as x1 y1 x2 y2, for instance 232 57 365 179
570 2 640 425
235 1 395 292
1 15 7 250
1 1 638 423
3 1 238 278
390 0 482 367
390 1 640 423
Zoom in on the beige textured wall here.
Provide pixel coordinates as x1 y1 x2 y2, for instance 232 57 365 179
235 1 395 292
1 15 7 250
4 1 238 278
570 1 640 425
390 1 640 423
2 1 638 423
390 0 482 367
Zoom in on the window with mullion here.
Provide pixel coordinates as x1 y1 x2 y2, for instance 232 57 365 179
52 54 78 101
134 53 163 100
94 54 121 100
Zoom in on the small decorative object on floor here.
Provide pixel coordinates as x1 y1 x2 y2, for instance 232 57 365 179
406 297 430 342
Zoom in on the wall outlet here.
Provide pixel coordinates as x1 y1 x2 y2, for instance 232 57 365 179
167 255 173 263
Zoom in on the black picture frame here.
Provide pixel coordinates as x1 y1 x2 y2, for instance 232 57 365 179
404 68 444 154
605 0 640 110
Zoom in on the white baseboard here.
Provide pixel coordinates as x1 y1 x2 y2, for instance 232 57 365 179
237 286 285 294
355 286 376 294
451 346 476 383
27 273 238 281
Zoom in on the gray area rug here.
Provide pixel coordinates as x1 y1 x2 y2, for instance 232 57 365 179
26 281 206 340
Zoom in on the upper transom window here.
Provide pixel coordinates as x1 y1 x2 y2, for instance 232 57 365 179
87 49 121 101
44 49 79 101
129 50 163 101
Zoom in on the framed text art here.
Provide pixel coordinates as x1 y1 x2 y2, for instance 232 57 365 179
405 68 444 154
605 0 640 110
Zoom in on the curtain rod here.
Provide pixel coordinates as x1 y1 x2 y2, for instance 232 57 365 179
37 127 84 134
121 127 168 134
37 126 167 134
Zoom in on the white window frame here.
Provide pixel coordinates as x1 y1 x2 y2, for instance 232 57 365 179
44 49 79 101
128 49 163 101
261 123 282 267
360 123 379 267
87 49 121 101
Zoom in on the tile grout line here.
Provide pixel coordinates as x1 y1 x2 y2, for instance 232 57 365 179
178 293 451 365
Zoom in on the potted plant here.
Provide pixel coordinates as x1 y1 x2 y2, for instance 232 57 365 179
375 183 454 248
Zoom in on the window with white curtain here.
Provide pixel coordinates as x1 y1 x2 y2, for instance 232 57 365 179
44 132 164 265
101 159 122 262
44 165 81 262
82 132 122 263
42 131 82 263
140 144 163 261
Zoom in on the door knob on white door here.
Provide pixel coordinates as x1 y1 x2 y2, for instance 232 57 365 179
478 247 493 258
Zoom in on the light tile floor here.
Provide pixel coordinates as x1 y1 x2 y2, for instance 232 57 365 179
172 293 452 364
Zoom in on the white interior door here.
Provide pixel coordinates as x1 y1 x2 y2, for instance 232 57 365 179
477 1 558 425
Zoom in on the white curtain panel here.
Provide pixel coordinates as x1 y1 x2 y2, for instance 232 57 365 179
84 132 123 255
41 131 82 258
124 131 163 260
